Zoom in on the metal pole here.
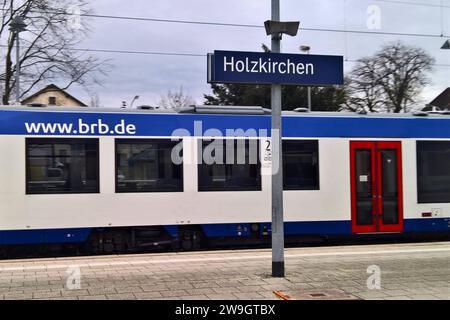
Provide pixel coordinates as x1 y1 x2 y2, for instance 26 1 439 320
307 87 311 111
15 32 20 104
271 0 285 278
306 50 311 111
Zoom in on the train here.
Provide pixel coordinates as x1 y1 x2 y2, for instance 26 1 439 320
0 105 449 255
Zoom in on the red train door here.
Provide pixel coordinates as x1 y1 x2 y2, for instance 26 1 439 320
350 141 403 234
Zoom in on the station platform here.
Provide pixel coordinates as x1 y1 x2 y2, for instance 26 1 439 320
0 241 448 300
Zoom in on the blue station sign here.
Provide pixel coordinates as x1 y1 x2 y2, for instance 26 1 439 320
208 50 344 86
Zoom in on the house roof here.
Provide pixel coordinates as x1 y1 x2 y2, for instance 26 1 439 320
423 87 450 111
21 84 87 107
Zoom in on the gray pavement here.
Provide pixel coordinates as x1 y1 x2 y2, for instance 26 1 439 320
0 241 449 300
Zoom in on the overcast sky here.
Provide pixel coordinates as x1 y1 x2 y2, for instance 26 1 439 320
68 0 449 108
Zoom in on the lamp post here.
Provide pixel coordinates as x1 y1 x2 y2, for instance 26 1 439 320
300 45 312 111
9 16 27 105
265 1 299 278
130 95 140 108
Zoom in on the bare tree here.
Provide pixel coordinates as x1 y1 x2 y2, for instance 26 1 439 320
1 0 108 105
344 42 434 113
342 61 385 113
159 87 196 109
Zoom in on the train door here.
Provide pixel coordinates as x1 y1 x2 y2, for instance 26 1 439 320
350 141 403 233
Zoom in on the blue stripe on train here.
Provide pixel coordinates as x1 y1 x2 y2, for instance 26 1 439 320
200 221 352 237
0 218 448 245
198 218 450 237
1 110 450 138
404 218 450 232
0 228 91 245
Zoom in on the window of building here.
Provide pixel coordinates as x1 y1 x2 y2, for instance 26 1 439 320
417 141 450 203
198 139 261 192
48 96 56 105
283 140 320 190
26 138 99 194
116 139 183 193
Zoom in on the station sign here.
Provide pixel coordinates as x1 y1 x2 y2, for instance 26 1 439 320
208 50 344 86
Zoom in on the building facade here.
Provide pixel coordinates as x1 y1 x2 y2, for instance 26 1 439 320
21 84 87 107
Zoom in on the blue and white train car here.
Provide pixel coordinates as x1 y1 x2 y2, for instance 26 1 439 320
0 105 449 253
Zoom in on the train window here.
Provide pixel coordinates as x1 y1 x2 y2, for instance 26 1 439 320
115 139 183 193
26 138 99 194
283 140 320 190
417 141 450 203
198 139 261 192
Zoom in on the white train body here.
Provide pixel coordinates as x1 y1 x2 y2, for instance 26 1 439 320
0 106 449 248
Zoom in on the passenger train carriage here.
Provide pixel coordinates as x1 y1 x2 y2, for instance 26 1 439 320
0 105 449 253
